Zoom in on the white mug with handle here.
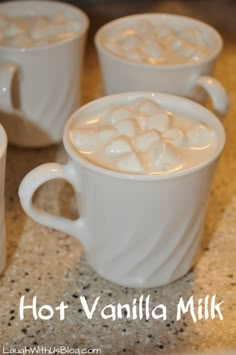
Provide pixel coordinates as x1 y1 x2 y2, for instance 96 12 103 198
19 92 226 288
0 0 89 147
95 14 228 118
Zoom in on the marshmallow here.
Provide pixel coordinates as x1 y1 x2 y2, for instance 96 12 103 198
154 24 174 39
5 22 25 37
143 41 162 58
9 34 32 48
107 107 132 125
105 137 133 157
117 153 144 173
146 140 165 165
135 99 161 116
147 112 170 133
115 119 139 138
154 143 183 173
162 128 186 147
176 42 195 58
181 28 205 46
125 48 143 63
133 131 161 152
121 35 142 51
0 15 9 28
70 128 98 152
187 122 215 149
98 128 118 144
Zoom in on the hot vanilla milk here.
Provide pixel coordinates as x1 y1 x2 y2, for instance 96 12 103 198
102 20 210 65
69 98 217 175
0 13 81 47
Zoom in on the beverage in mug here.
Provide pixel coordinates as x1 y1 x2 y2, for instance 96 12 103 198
69 98 217 175
0 1 89 147
95 14 228 118
102 20 210 65
0 12 82 48
19 92 225 288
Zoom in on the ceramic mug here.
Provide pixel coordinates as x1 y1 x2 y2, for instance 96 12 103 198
0 124 7 274
95 14 228 118
18 92 225 288
0 1 89 147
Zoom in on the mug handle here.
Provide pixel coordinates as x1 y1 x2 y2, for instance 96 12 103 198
196 75 228 119
0 63 18 112
18 161 88 249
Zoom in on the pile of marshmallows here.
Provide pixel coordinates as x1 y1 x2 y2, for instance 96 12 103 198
0 13 81 47
70 99 216 174
103 20 210 65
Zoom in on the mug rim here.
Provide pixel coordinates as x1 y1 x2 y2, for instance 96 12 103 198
0 0 89 53
0 124 7 159
95 13 223 70
63 91 226 182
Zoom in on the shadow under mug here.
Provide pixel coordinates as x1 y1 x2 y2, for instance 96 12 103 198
19 92 225 288
95 14 228 119
0 0 89 148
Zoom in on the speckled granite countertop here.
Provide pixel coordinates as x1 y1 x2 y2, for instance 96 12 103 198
0 1 236 354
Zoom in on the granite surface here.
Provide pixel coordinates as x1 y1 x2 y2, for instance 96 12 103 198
0 0 236 354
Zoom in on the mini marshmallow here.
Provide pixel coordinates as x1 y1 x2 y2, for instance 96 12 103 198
70 128 98 152
192 49 208 62
9 34 32 48
98 128 118 144
187 122 215 149
135 99 161 116
154 143 183 173
121 35 142 51
153 24 173 39
162 128 186 147
176 42 195 58
125 48 143 63
115 119 139 138
147 112 170 133
105 137 133 157
136 115 148 130
143 41 162 58
117 153 144 173
0 15 9 28
133 131 161 152
146 140 165 165
105 40 122 55
5 22 25 37
107 107 132 125
181 28 205 46
52 13 66 23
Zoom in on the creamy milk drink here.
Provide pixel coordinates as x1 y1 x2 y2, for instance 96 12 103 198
69 98 217 174
0 12 81 47
102 20 210 65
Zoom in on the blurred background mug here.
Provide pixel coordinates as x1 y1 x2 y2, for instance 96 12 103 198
19 92 225 288
95 14 228 118
0 0 89 147
0 124 7 274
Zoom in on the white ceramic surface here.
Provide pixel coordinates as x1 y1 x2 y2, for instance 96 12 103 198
18 92 226 288
0 1 89 147
95 14 228 118
0 125 7 274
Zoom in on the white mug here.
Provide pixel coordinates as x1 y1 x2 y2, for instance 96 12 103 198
0 124 7 274
95 14 228 118
0 1 89 147
18 92 225 288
